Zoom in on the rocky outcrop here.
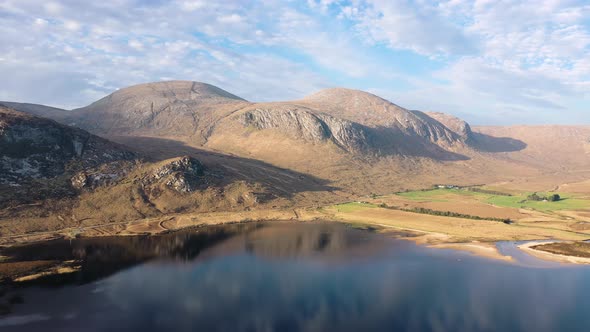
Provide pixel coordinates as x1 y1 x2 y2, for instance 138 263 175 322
419 111 474 143
142 156 204 193
241 108 371 153
71 160 137 190
0 106 136 187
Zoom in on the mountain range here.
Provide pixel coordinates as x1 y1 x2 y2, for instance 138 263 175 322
2 80 590 235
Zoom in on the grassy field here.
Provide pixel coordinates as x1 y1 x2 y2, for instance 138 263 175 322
326 202 589 243
531 241 590 258
486 194 589 211
397 188 590 212
332 202 378 212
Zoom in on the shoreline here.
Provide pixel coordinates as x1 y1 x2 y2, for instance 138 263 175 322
428 242 514 262
1 210 589 267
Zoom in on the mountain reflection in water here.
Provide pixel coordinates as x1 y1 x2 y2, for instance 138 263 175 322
1 222 590 332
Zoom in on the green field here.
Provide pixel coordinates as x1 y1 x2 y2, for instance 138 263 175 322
486 195 589 211
397 188 589 212
333 202 378 212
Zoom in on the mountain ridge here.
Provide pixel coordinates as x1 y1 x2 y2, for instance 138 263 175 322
3 81 478 160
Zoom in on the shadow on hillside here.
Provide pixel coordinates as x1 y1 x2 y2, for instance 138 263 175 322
369 127 470 161
109 136 338 197
471 133 527 153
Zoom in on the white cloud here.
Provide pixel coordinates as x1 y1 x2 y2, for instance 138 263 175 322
43 2 62 15
217 14 242 24
0 0 587 124
33 18 48 27
347 0 475 56
63 20 81 31
340 0 590 123
180 1 206 11
128 40 144 51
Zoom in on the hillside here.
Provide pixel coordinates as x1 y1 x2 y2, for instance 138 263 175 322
0 106 137 205
0 101 68 121
0 106 316 236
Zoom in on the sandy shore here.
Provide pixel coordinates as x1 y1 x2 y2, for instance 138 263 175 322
429 242 513 262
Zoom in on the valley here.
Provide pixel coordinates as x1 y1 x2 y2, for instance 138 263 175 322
1 81 589 265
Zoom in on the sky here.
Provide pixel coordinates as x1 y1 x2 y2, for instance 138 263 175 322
0 0 589 125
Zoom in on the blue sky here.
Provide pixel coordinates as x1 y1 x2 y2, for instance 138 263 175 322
0 0 589 124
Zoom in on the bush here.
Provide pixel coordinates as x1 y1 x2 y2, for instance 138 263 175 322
527 193 543 201
527 192 561 202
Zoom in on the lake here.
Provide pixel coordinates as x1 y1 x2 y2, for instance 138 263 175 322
1 221 589 331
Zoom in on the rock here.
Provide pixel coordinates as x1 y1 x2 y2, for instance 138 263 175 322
241 108 371 153
421 111 474 143
71 161 136 190
142 156 204 193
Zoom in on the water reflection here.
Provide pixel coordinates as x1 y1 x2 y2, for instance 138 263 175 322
2 222 590 332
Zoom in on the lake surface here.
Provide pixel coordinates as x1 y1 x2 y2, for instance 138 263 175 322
1 222 590 331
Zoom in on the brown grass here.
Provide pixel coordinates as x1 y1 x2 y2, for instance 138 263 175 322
531 241 590 258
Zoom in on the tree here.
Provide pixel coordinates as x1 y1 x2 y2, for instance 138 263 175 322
547 194 561 202
527 193 542 201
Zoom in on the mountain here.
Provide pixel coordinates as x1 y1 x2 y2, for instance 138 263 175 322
4 80 590 199
4 82 469 158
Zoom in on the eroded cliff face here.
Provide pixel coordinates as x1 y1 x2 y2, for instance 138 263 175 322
234 102 469 160
0 106 136 189
241 108 372 153
420 111 474 143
